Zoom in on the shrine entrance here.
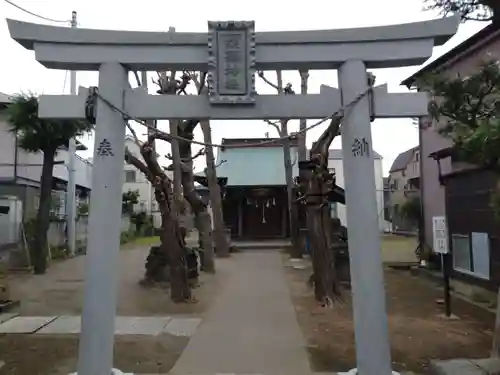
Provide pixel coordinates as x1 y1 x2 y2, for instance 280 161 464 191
8 16 459 375
242 187 286 239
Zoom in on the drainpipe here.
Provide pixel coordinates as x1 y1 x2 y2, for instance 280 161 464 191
66 11 78 257
13 131 18 183
417 118 426 263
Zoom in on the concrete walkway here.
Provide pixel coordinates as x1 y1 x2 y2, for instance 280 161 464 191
170 250 312 375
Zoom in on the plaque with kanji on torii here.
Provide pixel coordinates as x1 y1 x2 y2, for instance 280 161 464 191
207 21 256 105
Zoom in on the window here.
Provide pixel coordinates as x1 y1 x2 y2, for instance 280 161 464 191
330 203 338 218
415 152 420 162
471 232 490 279
391 179 398 190
452 233 490 280
452 234 471 272
125 170 136 183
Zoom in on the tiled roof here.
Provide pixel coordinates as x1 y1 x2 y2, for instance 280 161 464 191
215 141 299 187
389 146 418 173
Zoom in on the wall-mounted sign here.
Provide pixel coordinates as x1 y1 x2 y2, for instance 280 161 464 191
432 216 449 254
207 21 256 105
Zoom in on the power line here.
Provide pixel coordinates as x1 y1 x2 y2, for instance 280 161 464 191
4 0 71 24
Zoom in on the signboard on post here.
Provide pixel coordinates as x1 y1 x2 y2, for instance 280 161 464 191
207 21 256 105
432 216 449 254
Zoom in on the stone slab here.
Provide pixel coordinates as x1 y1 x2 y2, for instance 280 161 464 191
163 318 201 337
0 316 57 333
36 316 202 335
0 312 18 324
114 316 172 336
471 358 500 375
430 359 486 375
37 315 81 334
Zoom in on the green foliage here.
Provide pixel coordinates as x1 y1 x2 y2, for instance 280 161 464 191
423 61 500 219
122 190 140 214
7 93 93 154
50 244 69 260
131 211 154 236
120 229 136 244
422 61 500 169
423 0 497 22
77 202 89 216
400 197 421 224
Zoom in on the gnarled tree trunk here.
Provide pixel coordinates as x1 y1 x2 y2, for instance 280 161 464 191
125 141 191 302
177 123 215 273
301 119 342 306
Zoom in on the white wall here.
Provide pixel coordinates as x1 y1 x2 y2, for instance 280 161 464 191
0 116 17 180
0 115 92 188
123 138 154 213
328 156 386 231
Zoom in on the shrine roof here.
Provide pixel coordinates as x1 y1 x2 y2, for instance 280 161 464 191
215 141 299 187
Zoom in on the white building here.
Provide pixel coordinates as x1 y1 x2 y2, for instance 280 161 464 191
121 135 173 214
0 92 92 221
122 136 155 213
325 149 387 232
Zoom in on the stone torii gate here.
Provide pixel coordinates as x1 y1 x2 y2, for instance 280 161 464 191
8 17 458 375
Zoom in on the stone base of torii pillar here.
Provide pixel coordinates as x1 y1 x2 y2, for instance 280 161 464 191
70 369 133 375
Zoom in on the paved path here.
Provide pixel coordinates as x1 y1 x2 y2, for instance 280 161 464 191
170 250 312 375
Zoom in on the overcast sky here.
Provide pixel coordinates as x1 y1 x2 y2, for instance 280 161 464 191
0 0 488 175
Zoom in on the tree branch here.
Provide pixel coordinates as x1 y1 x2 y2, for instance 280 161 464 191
311 117 342 156
264 119 282 136
258 71 280 92
131 71 142 87
215 159 227 168
125 148 153 182
165 161 192 173
166 147 205 162
125 122 143 150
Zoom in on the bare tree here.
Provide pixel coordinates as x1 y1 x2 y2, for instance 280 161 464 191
200 119 230 258
301 118 342 306
156 72 216 274
124 129 191 302
259 71 301 258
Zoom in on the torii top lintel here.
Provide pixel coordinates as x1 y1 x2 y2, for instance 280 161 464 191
7 16 459 71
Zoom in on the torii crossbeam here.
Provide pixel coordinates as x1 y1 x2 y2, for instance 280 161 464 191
38 84 429 120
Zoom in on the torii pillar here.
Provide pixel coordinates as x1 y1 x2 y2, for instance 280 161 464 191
77 63 129 375
339 60 391 374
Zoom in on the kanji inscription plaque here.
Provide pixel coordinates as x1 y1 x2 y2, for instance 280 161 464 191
207 21 256 105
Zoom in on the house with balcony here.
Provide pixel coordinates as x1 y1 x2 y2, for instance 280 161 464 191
402 23 500 291
387 146 421 232
0 92 93 247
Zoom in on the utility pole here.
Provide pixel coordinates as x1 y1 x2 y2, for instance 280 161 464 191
66 10 78 256
141 70 156 218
